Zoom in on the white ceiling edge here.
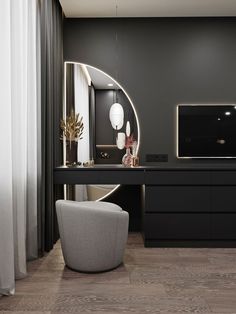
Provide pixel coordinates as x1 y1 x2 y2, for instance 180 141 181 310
59 0 236 18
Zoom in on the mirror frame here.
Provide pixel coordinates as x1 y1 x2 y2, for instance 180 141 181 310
63 61 141 201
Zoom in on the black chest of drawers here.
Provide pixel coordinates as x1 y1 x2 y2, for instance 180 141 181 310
143 169 236 247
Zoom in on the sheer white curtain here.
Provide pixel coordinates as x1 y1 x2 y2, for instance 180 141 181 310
0 0 39 295
74 64 90 201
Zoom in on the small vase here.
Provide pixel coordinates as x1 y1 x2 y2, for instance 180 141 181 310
66 140 78 165
131 155 139 167
122 148 133 167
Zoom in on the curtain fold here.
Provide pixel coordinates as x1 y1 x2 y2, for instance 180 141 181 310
26 0 40 261
0 0 64 295
0 0 15 296
0 0 40 295
40 0 63 252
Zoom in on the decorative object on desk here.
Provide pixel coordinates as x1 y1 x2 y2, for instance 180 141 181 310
109 103 124 130
122 134 134 167
126 121 131 137
132 140 137 156
83 159 95 167
122 147 133 167
100 151 110 159
116 132 126 149
126 134 134 149
131 156 139 167
131 140 139 167
67 161 82 167
60 110 84 165
66 142 77 165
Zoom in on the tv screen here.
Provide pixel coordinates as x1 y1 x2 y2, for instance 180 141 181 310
178 105 236 158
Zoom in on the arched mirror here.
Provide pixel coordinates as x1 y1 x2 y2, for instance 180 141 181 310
63 62 140 201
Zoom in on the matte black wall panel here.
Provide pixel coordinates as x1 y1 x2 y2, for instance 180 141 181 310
63 17 236 167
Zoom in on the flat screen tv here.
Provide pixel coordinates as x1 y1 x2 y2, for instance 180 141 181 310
177 104 236 158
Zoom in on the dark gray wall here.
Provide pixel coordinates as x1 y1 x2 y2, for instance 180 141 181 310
64 17 236 166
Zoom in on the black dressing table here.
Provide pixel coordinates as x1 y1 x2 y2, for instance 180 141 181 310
54 165 236 247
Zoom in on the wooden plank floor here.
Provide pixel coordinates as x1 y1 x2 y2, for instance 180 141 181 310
1 233 236 313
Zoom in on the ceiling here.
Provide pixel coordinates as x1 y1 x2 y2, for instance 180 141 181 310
86 66 120 90
59 0 236 18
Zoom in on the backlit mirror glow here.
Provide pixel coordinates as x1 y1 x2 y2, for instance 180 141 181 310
63 62 140 201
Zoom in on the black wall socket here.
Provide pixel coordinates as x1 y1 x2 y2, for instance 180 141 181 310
146 154 168 162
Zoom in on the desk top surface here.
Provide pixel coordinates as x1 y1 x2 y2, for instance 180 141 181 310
55 164 236 171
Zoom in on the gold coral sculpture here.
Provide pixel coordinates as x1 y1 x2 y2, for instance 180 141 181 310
60 110 84 148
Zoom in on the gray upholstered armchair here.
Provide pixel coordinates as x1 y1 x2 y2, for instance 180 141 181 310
56 200 129 272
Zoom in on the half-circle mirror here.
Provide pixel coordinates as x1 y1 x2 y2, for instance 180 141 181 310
63 62 140 201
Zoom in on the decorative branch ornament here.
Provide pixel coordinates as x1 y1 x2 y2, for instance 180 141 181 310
60 110 84 148
125 134 135 149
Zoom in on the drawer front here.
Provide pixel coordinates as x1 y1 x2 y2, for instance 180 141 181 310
97 170 144 184
145 186 210 213
210 171 236 185
210 187 236 212
211 214 236 239
54 170 99 184
145 213 211 240
145 171 210 185
54 169 144 185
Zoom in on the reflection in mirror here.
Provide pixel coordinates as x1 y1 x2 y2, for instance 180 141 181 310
63 62 140 201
